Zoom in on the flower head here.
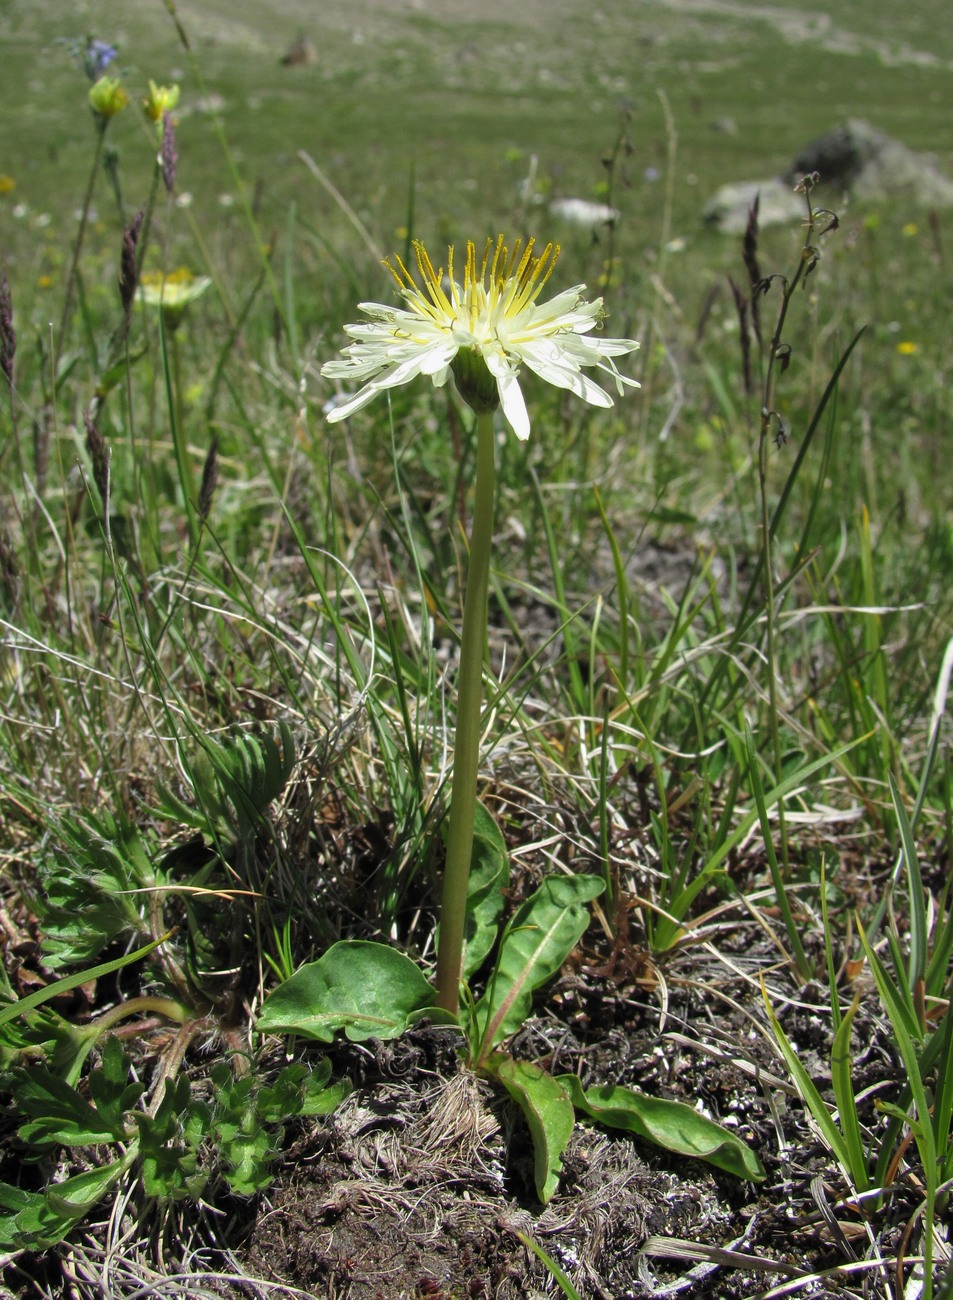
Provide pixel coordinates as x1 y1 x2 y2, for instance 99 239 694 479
88 75 129 121
140 267 211 330
84 39 117 82
143 80 181 125
322 235 640 439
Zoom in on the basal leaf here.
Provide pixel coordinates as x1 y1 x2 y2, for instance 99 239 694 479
472 875 603 1061
257 940 435 1043
497 1058 575 1204
462 802 510 977
557 1074 765 1183
44 1160 127 1216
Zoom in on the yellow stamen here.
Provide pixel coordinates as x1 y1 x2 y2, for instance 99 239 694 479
384 255 409 290
384 234 561 331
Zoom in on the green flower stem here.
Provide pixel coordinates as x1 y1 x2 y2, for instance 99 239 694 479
135 161 162 279
757 183 818 874
56 122 108 369
159 314 200 546
435 409 496 1015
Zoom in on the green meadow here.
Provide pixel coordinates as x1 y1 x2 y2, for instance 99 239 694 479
1 0 952 1295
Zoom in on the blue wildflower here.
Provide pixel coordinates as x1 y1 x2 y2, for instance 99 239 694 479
84 38 118 82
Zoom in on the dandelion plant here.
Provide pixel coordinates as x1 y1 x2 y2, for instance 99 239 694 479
323 235 640 1013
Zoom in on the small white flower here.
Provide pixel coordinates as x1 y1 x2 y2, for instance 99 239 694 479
322 235 640 440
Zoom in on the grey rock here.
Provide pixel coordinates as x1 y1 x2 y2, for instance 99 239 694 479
786 118 953 206
703 118 953 233
702 179 803 234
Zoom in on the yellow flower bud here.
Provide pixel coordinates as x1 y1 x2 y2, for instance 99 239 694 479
88 76 129 121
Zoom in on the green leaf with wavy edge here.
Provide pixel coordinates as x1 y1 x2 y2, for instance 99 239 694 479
497 1058 575 1204
557 1073 765 1183
257 940 436 1043
471 874 603 1064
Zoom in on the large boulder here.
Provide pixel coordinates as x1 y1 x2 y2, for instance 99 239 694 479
703 118 953 232
785 118 953 206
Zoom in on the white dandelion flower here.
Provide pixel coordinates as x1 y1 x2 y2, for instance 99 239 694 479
322 235 640 439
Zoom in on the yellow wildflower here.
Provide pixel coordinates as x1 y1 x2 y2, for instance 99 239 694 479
142 80 180 124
